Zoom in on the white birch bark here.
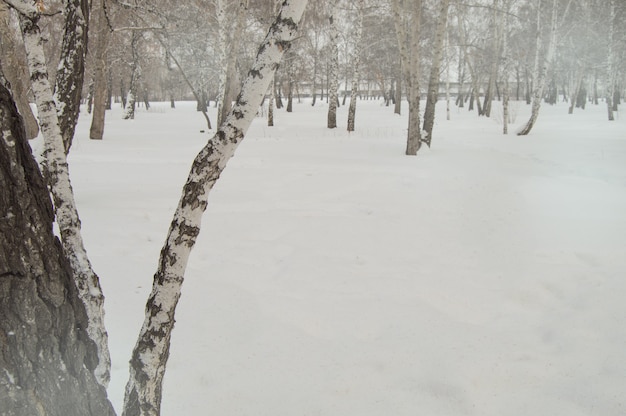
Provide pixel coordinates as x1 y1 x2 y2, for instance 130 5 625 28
392 0 422 155
445 29 451 121
482 0 501 118
605 0 615 121
502 0 510 134
268 76 275 126
13 2 110 388
215 0 228 126
422 0 450 146
327 3 339 129
347 0 364 132
518 0 558 136
121 2 309 415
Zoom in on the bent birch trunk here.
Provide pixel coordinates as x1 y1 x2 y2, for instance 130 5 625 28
121 2 309 415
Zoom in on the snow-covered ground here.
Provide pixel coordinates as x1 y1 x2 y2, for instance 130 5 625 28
59 98 625 415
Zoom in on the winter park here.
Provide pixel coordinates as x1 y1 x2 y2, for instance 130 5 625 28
1 1 625 416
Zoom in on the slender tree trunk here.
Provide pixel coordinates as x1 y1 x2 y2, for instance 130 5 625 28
518 0 558 136
0 73 115 416
122 65 138 120
445 30 451 121
327 5 339 128
160 38 212 130
394 70 402 114
422 0 449 147
15 2 111 388
0 2 39 139
347 0 364 132
215 0 228 125
121 3 308 415
568 68 584 114
482 0 501 118
392 0 422 155
268 77 275 126
54 0 90 154
218 1 247 126
502 0 510 134
606 0 616 121
89 0 110 141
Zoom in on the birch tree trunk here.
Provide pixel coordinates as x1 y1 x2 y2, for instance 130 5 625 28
568 67 584 114
121 2 309 415
215 0 228 126
0 2 38 139
482 0 501 118
605 0 615 121
217 1 247 127
89 0 110 140
327 4 339 129
13 1 111 388
501 0 510 134
268 77 275 126
392 0 422 155
347 0 364 132
54 0 89 154
518 0 559 136
422 0 449 147
0 72 115 416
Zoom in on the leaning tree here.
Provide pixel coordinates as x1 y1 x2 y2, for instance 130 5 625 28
1 1 310 415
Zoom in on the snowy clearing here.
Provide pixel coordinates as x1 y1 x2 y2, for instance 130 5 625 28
49 98 625 415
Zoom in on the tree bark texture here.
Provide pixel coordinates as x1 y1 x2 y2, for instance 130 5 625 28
347 0 364 132
327 6 339 129
121 2 309 415
16 5 111 387
53 0 89 153
0 2 38 139
518 0 558 136
393 0 422 155
0 74 115 416
605 0 615 121
422 0 449 147
89 0 110 140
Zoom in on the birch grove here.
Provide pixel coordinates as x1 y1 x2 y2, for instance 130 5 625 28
0 0 624 413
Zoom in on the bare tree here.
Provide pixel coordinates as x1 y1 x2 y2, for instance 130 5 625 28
121 1 309 414
327 2 340 128
89 0 111 140
392 0 423 155
605 0 616 121
347 0 364 132
518 0 559 136
422 0 450 147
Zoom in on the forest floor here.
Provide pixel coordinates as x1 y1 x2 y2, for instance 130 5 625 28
40 98 626 415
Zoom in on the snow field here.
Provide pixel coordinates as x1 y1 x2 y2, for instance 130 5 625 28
59 98 625 415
